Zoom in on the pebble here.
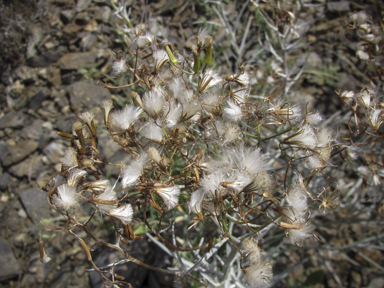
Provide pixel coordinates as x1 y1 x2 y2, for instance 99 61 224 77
9 153 45 179
0 238 21 281
27 49 67 68
327 1 350 12
80 33 98 51
67 82 111 113
94 6 111 23
0 139 39 167
60 9 75 23
0 110 30 129
18 208 28 219
76 0 91 12
17 188 51 223
58 51 98 70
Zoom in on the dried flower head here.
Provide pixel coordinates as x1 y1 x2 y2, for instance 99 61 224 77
199 69 222 93
121 153 148 188
243 260 273 288
108 204 133 224
112 57 128 75
53 184 80 211
67 168 87 187
155 185 181 209
283 125 317 149
96 184 117 214
109 105 142 133
60 147 79 169
153 50 169 73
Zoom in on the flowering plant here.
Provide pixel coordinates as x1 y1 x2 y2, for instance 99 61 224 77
37 1 384 287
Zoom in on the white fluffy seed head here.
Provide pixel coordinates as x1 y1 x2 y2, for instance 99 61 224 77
156 185 181 209
164 102 182 128
102 100 114 125
96 185 117 214
223 100 243 122
226 173 252 194
142 89 165 118
241 238 264 264
317 127 334 147
286 221 314 246
189 189 205 216
244 260 273 288
202 91 221 114
108 204 133 224
369 108 383 132
306 112 323 126
109 105 142 133
200 172 226 200
284 124 317 149
112 58 128 75
223 122 240 143
357 89 371 108
286 184 308 216
238 147 270 176
121 154 148 188
80 111 95 126
141 119 164 143
153 50 169 72
88 179 110 193
137 33 154 48
53 184 80 211
340 90 355 102
60 147 79 169
199 69 222 93
67 168 87 187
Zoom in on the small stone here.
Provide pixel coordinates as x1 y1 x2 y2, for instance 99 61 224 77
75 11 90 25
18 208 28 219
94 6 111 23
14 66 37 83
80 33 97 51
21 119 44 141
27 24 44 59
84 19 98 32
44 41 57 50
20 274 36 287
0 238 21 281
26 86 51 111
63 23 83 34
0 139 39 167
68 82 111 113
9 153 45 179
76 0 91 12
42 121 53 130
0 194 9 202
0 172 11 191
38 66 61 87
17 188 51 223
0 110 30 129
58 51 98 70
27 49 67 68
60 9 75 23
327 1 350 12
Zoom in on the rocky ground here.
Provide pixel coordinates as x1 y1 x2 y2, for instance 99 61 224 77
0 0 384 287
0 1 198 287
